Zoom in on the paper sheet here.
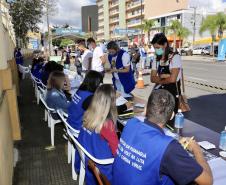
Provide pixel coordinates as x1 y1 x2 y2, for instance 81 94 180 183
116 96 128 106
198 141 216 150
208 158 226 185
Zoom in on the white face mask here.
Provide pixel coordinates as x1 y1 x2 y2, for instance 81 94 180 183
88 44 93 51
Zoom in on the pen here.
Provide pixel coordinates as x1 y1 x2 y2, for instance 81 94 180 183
119 112 134 117
184 136 194 150
166 124 174 131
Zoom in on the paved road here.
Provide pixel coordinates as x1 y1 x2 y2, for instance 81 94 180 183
182 59 226 88
108 58 226 133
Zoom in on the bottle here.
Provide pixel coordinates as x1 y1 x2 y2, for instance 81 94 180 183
219 126 226 150
174 109 184 129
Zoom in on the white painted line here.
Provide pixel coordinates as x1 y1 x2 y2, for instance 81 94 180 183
184 66 208 71
186 76 208 82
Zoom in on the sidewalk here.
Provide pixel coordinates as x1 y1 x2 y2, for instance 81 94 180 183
13 64 77 185
182 55 226 63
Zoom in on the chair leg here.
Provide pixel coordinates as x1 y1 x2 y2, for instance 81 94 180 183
79 161 85 185
72 146 78 181
47 113 51 128
44 110 48 122
50 119 55 146
68 141 72 164
37 91 40 105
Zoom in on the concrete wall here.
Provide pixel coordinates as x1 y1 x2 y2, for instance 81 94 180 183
145 0 189 19
103 0 110 40
0 1 20 184
119 0 126 29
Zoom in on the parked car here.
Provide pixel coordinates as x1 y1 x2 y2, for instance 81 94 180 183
179 47 193 56
193 47 210 55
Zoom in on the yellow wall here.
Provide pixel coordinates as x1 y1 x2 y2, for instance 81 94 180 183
0 1 20 184
145 0 189 19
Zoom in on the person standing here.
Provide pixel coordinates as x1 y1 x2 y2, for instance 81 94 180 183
139 44 147 69
15 48 23 65
87 38 106 76
147 44 155 69
78 43 93 73
107 41 135 98
150 33 182 119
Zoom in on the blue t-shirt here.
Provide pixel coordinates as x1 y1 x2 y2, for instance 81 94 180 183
113 118 203 185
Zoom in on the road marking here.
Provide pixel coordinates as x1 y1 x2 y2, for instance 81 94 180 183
186 76 208 82
184 66 208 71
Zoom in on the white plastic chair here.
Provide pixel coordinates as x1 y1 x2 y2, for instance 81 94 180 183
68 131 114 185
38 86 48 122
30 73 41 103
18 64 30 79
39 93 62 146
57 110 80 181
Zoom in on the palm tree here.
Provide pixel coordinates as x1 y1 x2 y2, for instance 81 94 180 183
215 12 226 39
200 15 218 56
168 20 182 51
138 19 155 44
177 27 191 52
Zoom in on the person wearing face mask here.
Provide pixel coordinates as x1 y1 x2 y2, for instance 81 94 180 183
87 38 106 76
150 33 182 123
78 43 93 73
107 41 135 98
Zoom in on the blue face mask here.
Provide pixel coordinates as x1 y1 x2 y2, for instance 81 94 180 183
155 48 164 56
109 52 118 57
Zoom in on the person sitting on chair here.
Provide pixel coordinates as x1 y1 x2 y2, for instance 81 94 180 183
113 89 213 185
45 71 70 115
75 84 119 185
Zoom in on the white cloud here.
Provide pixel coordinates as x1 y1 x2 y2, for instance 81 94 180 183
189 0 226 12
40 0 95 32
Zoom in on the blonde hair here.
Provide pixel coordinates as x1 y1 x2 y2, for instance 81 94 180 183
83 84 117 133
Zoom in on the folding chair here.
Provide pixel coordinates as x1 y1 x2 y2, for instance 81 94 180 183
57 110 80 181
68 132 114 185
88 160 111 185
39 93 62 146
18 64 30 79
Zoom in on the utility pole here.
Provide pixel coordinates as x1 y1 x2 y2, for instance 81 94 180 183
140 0 143 45
46 0 51 56
191 6 197 48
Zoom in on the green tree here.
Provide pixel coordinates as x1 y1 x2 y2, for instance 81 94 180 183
177 27 191 51
200 15 218 55
60 39 74 47
10 0 43 47
215 12 226 39
139 19 155 44
168 20 182 51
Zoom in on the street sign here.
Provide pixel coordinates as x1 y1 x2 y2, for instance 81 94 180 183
54 28 84 35
113 28 140 35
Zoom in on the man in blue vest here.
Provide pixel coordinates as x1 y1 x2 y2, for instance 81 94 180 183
107 41 135 98
113 89 213 185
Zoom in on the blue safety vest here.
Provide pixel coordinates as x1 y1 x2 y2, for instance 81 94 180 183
75 127 114 185
108 49 135 94
113 118 174 185
32 63 44 80
67 90 93 130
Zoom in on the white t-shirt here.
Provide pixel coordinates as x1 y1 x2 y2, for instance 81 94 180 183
81 49 93 71
152 54 182 81
91 46 104 72
148 46 155 57
111 52 131 80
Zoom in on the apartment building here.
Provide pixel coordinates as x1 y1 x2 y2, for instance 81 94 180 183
96 0 145 41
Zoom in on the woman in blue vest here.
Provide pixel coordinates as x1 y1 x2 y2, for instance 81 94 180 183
67 70 103 130
76 84 119 185
107 41 135 98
